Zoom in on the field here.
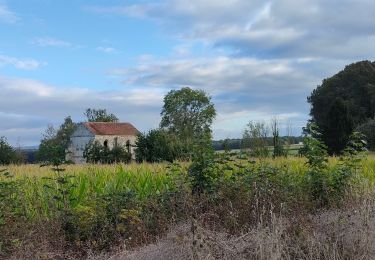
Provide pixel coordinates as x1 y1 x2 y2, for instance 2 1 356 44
1 154 375 259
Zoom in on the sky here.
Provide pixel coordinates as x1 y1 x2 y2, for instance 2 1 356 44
1 0 375 146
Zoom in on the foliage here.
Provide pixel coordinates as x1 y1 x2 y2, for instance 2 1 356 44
2 153 375 257
83 141 131 164
160 87 216 158
0 137 22 165
301 122 329 205
301 123 366 206
135 129 185 163
331 132 367 198
0 169 21 226
271 118 284 157
356 118 375 151
308 60 375 154
242 121 269 157
188 132 216 194
37 116 77 164
84 108 119 122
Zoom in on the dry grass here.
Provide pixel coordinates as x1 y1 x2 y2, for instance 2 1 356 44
90 193 375 260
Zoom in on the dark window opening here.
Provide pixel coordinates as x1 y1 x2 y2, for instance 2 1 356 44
126 140 131 154
104 140 108 148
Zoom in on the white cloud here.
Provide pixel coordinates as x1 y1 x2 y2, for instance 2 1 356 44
0 3 19 23
111 56 316 94
96 46 118 54
0 55 43 70
32 37 74 48
90 0 375 60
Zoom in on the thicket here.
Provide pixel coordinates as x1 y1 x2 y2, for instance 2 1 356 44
83 141 132 164
135 129 186 163
356 118 375 151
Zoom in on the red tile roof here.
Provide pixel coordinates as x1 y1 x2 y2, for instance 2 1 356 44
84 122 139 136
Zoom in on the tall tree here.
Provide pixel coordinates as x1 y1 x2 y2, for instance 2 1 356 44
84 108 119 122
308 60 375 154
0 137 22 165
242 121 269 157
37 116 77 163
271 117 284 157
160 87 216 155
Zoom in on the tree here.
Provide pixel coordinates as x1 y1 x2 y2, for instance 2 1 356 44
242 121 269 157
271 117 284 157
37 116 77 163
356 119 375 151
160 87 216 156
0 137 22 165
135 129 184 163
308 60 375 154
284 120 293 157
84 108 119 122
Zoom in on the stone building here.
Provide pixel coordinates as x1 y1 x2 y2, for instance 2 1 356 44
66 122 139 164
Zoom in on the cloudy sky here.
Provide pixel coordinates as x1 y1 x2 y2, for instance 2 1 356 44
0 0 374 146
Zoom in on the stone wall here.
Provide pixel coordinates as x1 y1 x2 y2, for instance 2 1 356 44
94 135 137 157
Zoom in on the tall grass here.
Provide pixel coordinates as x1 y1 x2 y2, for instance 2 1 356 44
1 155 375 259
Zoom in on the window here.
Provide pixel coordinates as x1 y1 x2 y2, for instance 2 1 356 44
104 140 108 148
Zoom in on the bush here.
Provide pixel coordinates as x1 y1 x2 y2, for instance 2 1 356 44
83 141 131 164
356 119 375 151
135 129 186 163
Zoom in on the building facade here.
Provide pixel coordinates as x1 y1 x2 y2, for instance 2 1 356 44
66 122 139 164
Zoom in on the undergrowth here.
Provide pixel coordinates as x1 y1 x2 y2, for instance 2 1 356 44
0 129 370 259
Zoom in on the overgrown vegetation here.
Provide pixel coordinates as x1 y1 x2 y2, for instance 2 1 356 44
0 129 371 258
83 141 132 164
135 129 185 163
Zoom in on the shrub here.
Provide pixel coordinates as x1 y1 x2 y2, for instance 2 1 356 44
356 119 375 151
135 129 186 163
84 141 131 164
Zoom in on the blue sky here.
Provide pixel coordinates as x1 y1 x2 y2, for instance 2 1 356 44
1 0 375 146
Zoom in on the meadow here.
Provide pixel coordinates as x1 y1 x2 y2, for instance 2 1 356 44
1 153 375 259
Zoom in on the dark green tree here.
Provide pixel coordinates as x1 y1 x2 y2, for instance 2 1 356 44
271 118 284 157
135 129 184 163
84 108 119 122
160 87 216 157
0 137 22 165
37 116 77 163
308 60 375 154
